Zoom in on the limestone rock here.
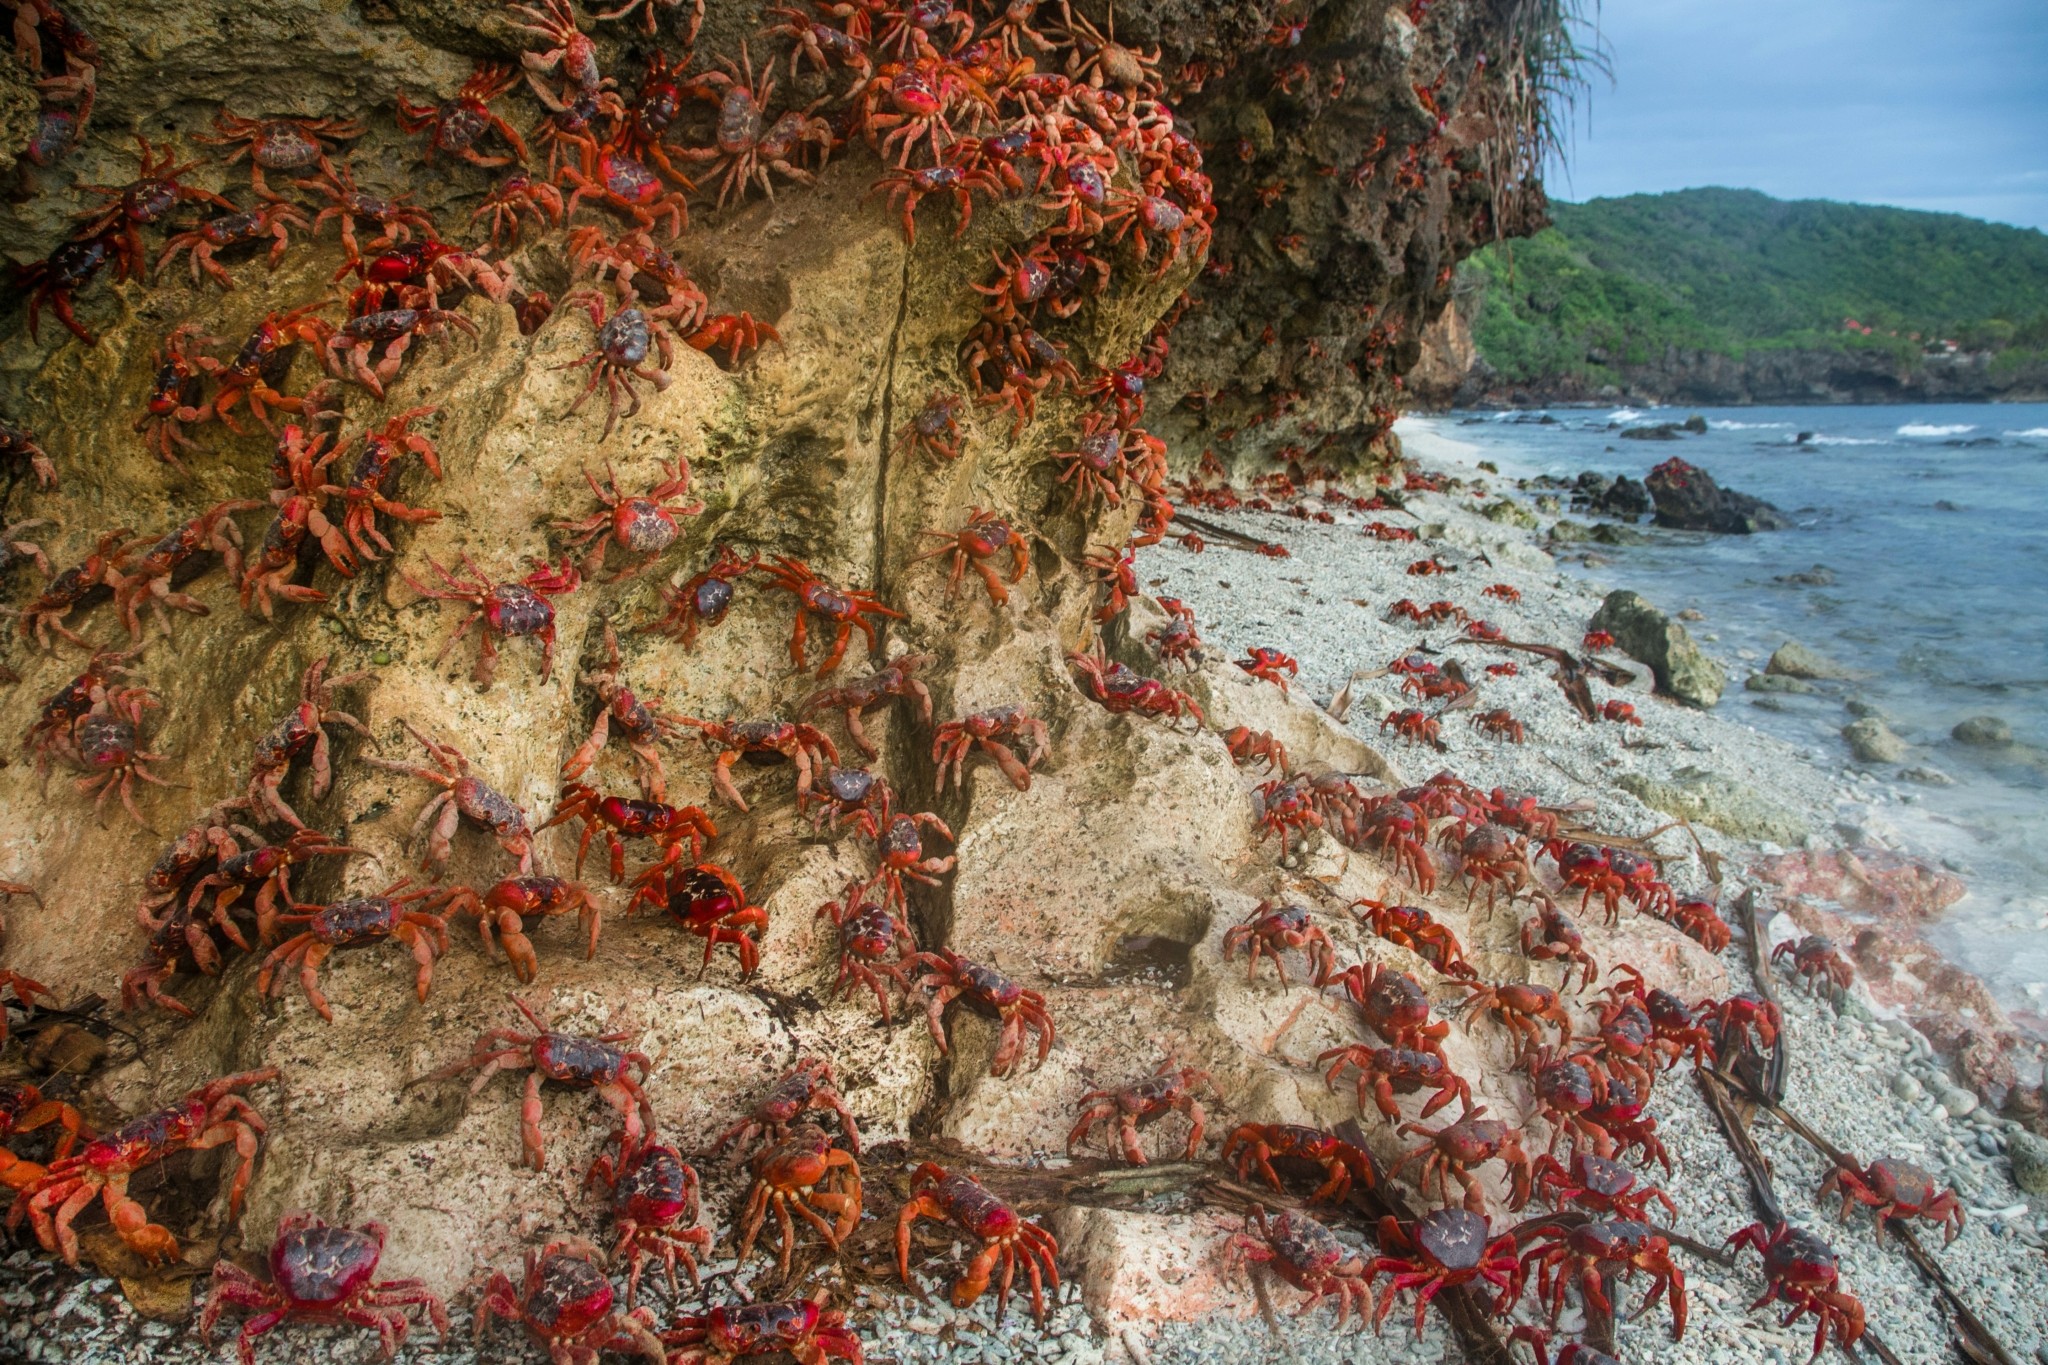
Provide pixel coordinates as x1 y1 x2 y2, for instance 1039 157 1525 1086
1618 767 1811 845
1842 717 1907 764
1745 672 1813 695
1768 640 1852 680
1645 460 1791 533
2009 1131 2048 1196
1953 715 2014 747
1589 589 1725 709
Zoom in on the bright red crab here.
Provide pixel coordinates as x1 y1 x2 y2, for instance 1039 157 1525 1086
1366 1207 1518 1335
817 881 914 1019
257 880 448 1022
200 1213 447 1365
1817 1157 1963 1246
476 1239 665 1365
244 655 372 830
563 147 693 240
1773 933 1854 994
395 62 530 167
1446 822 1534 911
1067 1060 1210 1165
677 715 839 812
910 948 1054 1076
648 544 758 648
802 652 934 760
332 406 443 562
914 507 1028 605
554 456 703 580
1599 699 1642 726
1482 583 1521 603
542 781 717 884
71 134 236 276
1222 727 1289 777
404 552 581 687
553 290 675 439
1068 643 1205 728
898 1163 1061 1324
643 862 768 975
19 1068 279 1265
1222 899 1334 987
440 875 603 982
688 310 783 366
1669 897 1733 952
1318 1042 1471 1122
762 554 905 677
1225 1206 1374 1326
0 969 56 1048
110 498 264 638
1226 1124 1378 1203
427 995 654 1172
562 624 687 800
183 828 370 948
1520 900 1599 991
1530 1151 1677 1223
196 305 337 435
1451 979 1573 1062
1237 646 1298 693
586 1131 711 1305
199 110 363 199
323 301 478 400
0 1080 85 1193
931 703 1049 792
734 1122 863 1274
714 1056 862 1159
1726 1222 1865 1361
1081 543 1137 622
1323 961 1450 1056
1352 899 1477 980
1517 1218 1687 1342
365 721 537 873
1380 707 1443 748
1147 596 1204 671
240 426 352 619
1395 1104 1534 1216
662 1292 862 1365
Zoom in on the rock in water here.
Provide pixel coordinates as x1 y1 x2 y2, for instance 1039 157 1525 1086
2009 1130 2048 1195
1767 641 1852 680
1953 715 2014 747
1589 590 1726 708
1842 717 1908 763
1644 457 1792 533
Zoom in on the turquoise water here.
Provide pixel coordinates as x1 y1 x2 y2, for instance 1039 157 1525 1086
1409 402 2048 1017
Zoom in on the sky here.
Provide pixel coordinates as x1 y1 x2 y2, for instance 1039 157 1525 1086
1553 0 2048 231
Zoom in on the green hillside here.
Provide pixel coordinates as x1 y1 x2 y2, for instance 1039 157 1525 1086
1466 188 2048 387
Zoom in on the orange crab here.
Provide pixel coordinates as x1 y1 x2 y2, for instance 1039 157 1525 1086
912 507 1028 605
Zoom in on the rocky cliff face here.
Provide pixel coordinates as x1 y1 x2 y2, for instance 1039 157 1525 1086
0 0 1637 1331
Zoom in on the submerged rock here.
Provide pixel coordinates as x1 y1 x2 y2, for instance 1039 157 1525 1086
2009 1131 2048 1195
1768 640 1852 680
1589 589 1725 708
1843 717 1908 764
1645 457 1792 533
1953 715 2014 747
1745 672 1814 695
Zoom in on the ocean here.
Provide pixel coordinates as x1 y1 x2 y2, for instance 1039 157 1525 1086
1401 402 2048 1022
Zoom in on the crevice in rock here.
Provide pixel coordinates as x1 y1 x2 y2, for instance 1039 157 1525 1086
869 248 912 603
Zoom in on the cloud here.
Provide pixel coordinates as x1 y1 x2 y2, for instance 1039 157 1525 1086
1555 0 2048 230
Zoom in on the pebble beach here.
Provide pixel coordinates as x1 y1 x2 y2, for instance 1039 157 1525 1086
9 420 2045 1365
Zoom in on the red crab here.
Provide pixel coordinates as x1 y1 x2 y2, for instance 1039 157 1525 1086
648 544 758 648
1323 962 1450 1056
1380 708 1443 748
569 227 708 333
0 418 57 488
238 427 351 618
662 1292 861 1365
109 498 264 638
200 1213 447 1365
508 0 605 104
1582 630 1615 652
1365 1207 1518 1335
69 687 177 828
155 200 310 289
364 721 536 873
440 876 603 981
257 881 448 1021
1446 823 1534 911
894 390 967 461
71 135 236 275
1395 1105 1534 1215
734 1123 863 1274
1599 699 1641 726
1482 583 1521 603
713 1056 861 1160
16 231 121 345
910 949 1054 1076
563 147 693 239
1318 1043 1471 1122
1067 1060 1211 1165
1221 726 1288 775
1530 1151 1677 1223
898 1163 1061 1323
1052 417 1162 510
1520 900 1599 991
15 526 126 649
1773 934 1854 994
802 652 934 760
873 158 997 242
18 1068 279 1265
541 782 717 884
913 507 1028 605
1068 644 1205 728
861 799 956 907
677 45 833 208
803 764 892 835
1669 897 1732 953
817 881 914 1019
678 716 839 813
761 554 905 677
586 1132 711 1305
302 164 438 263
428 995 655 1171
931 704 1048 792
687 310 782 366
1103 188 1207 278
1451 980 1573 1062
642 862 768 975
1546 842 1628 923
472 170 565 251
0 1080 85 1192
197 305 338 434
330 406 443 562
1225 1124 1378 1203
1146 597 1204 671
198 111 363 198
1225 1207 1374 1326
324 302 478 400
1817 1158 1963 1246
1238 646 1298 694
0 969 56 1047
395 62 530 167
182 828 371 948
1222 900 1334 987
404 552 581 687
1352 899 1477 980
554 456 703 579
1699 991 1782 1059
1082 544 1137 622
1518 1218 1687 1342
556 292 682 441
243 655 372 829
1726 1222 1865 1360
476 1239 664 1365
562 626 686 800
1471 708 1526 744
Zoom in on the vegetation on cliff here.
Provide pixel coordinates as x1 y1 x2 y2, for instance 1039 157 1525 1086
1464 187 2048 392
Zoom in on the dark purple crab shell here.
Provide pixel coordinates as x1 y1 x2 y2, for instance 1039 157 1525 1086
1571 1154 1639 1200
122 178 180 225
44 236 114 289
453 776 530 837
523 1250 616 1334
534 1031 633 1087
597 309 653 368
840 904 899 958
270 1220 383 1307
716 85 764 153
483 583 555 638
250 124 324 170
614 1143 695 1223
616 499 679 553
704 1300 822 1353
1412 1207 1492 1270
601 153 661 202
1268 1210 1345 1275
878 815 926 860
822 766 877 805
435 101 492 152
1569 1217 1659 1259
307 897 404 946
1258 903 1312 934
74 715 138 768
959 960 1023 1011
345 309 422 344
200 210 265 247
692 575 735 622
